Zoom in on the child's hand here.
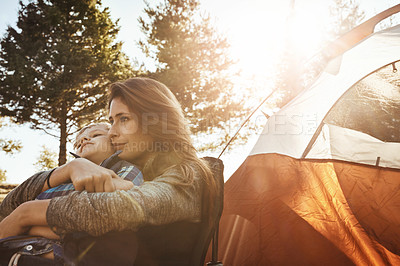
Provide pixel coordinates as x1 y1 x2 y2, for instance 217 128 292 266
67 158 118 192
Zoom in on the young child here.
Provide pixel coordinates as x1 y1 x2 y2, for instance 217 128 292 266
3 124 144 261
36 123 143 200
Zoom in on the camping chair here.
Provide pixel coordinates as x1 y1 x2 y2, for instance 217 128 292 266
134 157 224 265
189 157 224 266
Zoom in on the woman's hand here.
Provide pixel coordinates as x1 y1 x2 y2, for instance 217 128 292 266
67 158 119 192
0 200 50 238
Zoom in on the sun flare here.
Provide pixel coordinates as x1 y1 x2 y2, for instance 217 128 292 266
220 1 330 80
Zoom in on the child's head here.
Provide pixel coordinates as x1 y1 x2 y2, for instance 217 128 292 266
73 123 115 164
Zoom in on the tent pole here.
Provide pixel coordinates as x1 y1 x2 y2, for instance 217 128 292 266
217 89 276 159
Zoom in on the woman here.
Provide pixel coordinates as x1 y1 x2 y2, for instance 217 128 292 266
0 77 217 264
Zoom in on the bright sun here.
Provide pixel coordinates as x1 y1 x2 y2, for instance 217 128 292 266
218 1 329 80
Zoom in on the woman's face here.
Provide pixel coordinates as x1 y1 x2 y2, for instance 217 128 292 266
108 97 153 166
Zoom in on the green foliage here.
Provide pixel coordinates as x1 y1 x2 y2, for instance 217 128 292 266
0 168 6 183
138 0 245 140
34 145 58 171
0 0 135 165
0 118 22 155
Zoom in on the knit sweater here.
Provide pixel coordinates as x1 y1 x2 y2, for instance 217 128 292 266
0 165 202 237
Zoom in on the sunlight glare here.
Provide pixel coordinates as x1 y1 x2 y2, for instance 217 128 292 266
291 2 330 59
218 1 288 77
215 0 331 83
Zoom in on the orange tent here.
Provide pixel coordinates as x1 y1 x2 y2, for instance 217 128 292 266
220 155 400 265
216 6 400 265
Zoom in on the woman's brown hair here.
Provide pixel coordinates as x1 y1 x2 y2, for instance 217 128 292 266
107 77 217 223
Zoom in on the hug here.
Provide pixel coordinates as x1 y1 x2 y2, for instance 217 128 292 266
0 77 222 265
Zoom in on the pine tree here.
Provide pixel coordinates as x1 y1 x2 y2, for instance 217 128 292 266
0 0 134 165
138 0 245 137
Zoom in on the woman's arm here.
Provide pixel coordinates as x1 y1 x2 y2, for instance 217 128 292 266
1 164 197 238
1 158 119 222
28 226 60 239
0 159 131 236
46 167 202 236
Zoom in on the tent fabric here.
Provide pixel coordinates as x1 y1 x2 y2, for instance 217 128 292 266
250 25 400 164
217 153 400 265
307 123 400 168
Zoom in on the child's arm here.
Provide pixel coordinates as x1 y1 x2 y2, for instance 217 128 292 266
41 158 118 193
28 225 60 239
28 226 57 260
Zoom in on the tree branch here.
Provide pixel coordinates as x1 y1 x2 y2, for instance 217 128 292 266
34 126 60 139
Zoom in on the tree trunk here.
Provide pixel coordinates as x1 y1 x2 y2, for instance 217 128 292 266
58 104 67 166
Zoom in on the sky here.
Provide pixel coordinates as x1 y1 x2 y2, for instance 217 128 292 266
0 0 399 184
